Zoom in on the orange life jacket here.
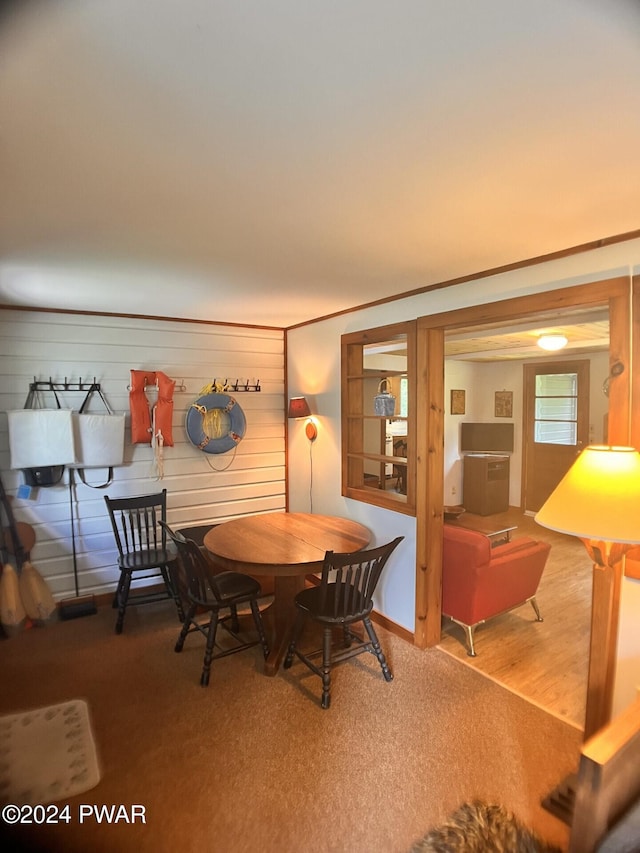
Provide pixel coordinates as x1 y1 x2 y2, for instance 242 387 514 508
129 370 175 447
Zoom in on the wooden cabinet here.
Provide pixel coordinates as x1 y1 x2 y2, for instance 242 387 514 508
462 454 510 516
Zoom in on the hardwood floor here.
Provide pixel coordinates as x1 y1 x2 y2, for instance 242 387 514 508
437 508 592 729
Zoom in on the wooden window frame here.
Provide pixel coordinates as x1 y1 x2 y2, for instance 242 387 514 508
341 320 417 515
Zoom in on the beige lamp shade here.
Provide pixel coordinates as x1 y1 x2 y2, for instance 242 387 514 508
535 445 640 544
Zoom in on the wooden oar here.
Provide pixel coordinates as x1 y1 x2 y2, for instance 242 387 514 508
0 563 26 635
19 559 57 623
0 476 57 627
2 521 36 561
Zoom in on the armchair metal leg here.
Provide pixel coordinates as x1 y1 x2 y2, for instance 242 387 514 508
529 596 543 622
447 615 479 657
464 624 477 657
446 597 544 658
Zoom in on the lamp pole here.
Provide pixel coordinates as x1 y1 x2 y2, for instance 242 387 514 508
581 539 626 738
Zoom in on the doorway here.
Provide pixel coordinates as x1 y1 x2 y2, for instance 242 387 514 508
415 276 631 735
522 359 590 513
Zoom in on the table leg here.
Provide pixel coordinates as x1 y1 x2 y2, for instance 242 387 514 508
263 574 306 676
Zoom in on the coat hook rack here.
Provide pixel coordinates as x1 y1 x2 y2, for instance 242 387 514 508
217 378 261 392
125 379 187 391
24 377 111 410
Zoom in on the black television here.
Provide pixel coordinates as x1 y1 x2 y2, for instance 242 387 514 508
460 422 514 453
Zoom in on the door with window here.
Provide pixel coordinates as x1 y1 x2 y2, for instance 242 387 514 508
522 360 590 513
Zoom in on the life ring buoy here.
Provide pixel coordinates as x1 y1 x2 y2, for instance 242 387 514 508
186 393 246 454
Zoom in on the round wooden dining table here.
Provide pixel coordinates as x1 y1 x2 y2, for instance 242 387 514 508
203 512 371 675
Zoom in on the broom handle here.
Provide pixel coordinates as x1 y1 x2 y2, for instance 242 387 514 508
0 474 27 570
68 471 80 598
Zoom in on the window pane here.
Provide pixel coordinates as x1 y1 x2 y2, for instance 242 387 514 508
535 421 577 445
534 371 578 446
535 373 577 397
535 397 577 420
400 376 408 417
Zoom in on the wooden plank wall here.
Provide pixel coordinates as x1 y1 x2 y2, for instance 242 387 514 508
0 309 285 599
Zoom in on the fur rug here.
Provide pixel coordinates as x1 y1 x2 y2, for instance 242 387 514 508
409 800 561 853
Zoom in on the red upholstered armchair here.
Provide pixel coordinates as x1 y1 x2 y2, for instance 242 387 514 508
442 524 551 656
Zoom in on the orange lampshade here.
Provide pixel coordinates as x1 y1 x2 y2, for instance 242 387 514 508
535 445 640 544
287 397 311 419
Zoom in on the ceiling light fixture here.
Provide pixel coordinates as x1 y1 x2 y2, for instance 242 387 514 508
537 334 568 352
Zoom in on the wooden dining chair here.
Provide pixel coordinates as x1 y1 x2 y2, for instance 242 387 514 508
284 536 404 708
175 522 275 597
104 490 184 634
160 523 270 686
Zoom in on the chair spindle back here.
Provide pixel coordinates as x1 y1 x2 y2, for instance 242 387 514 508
161 523 218 607
319 536 403 619
105 490 167 557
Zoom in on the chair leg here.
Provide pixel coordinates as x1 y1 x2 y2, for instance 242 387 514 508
250 600 270 658
162 562 185 623
321 627 333 709
113 571 126 609
175 604 197 652
343 625 352 648
229 604 240 634
363 617 393 682
115 572 132 634
284 611 306 669
529 596 543 622
201 610 220 687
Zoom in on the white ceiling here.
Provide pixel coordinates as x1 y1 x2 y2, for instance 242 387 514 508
1 0 639 328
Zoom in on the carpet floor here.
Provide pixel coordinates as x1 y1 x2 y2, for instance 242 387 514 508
0 601 581 852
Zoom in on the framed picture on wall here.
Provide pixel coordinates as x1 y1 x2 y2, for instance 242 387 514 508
495 390 513 418
450 389 465 415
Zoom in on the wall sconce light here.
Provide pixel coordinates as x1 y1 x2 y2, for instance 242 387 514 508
287 396 317 441
537 334 568 352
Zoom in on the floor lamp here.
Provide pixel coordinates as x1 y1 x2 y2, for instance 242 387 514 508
535 445 640 823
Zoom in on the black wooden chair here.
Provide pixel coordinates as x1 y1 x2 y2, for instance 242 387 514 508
393 437 408 494
160 522 270 686
175 524 215 550
284 536 404 708
175 523 276 598
104 489 184 634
